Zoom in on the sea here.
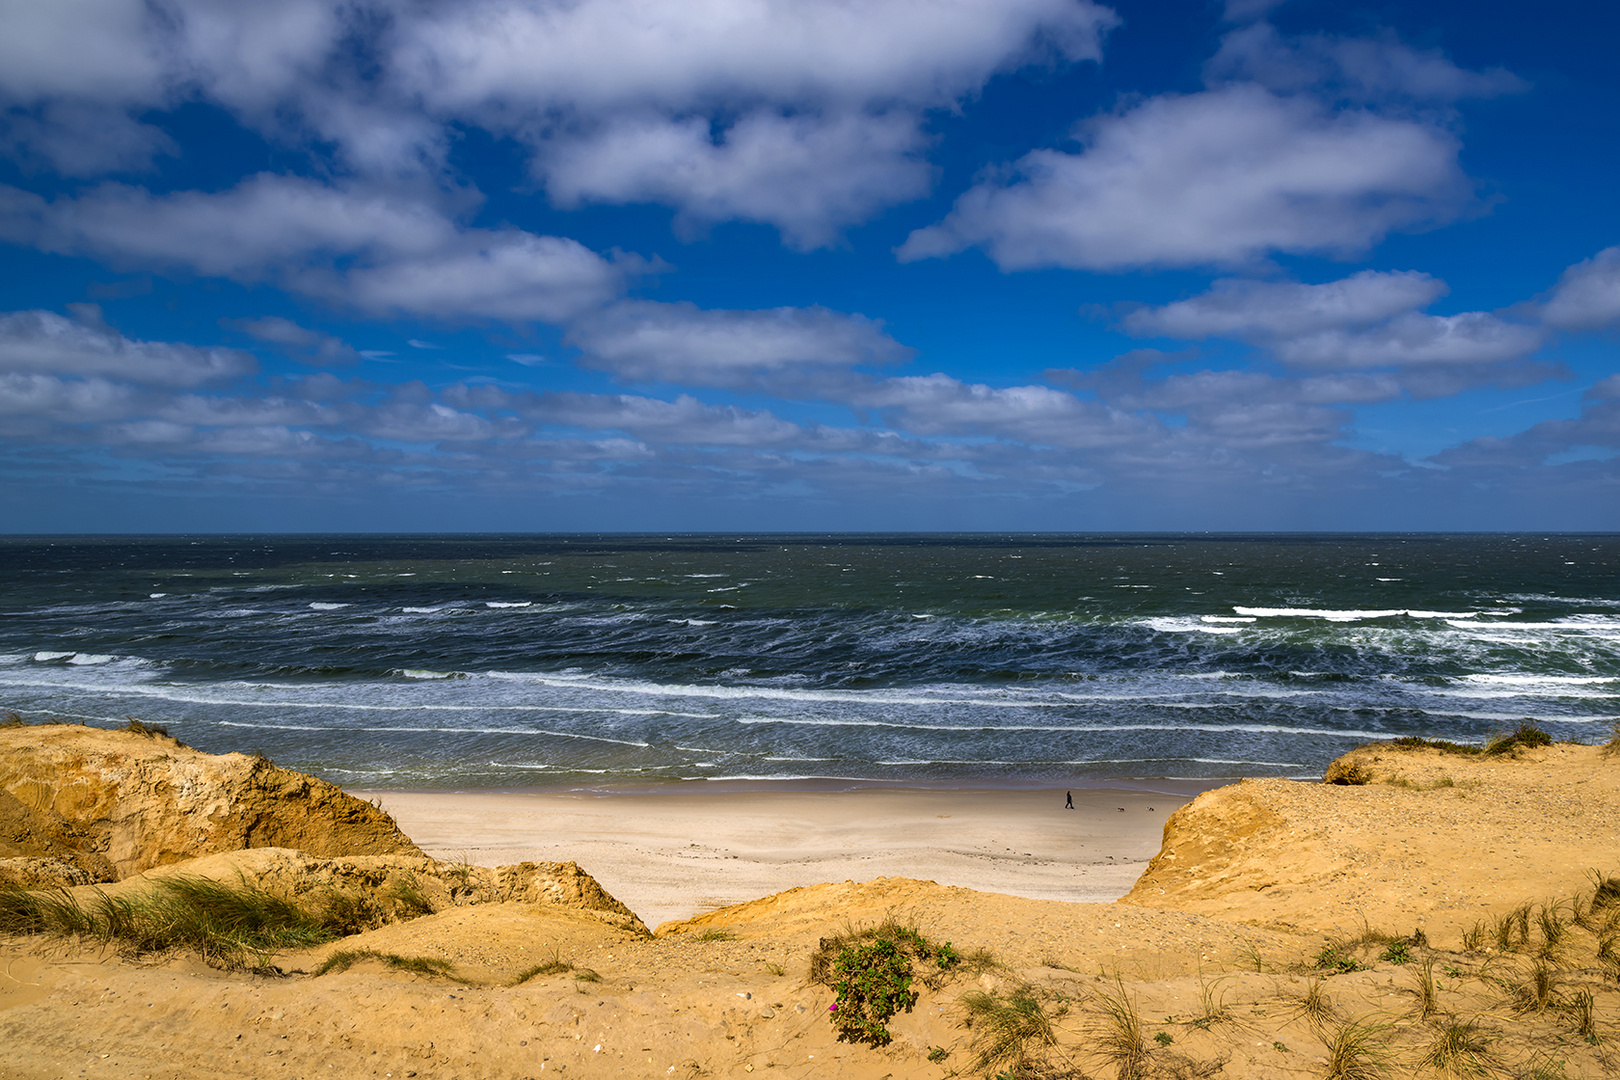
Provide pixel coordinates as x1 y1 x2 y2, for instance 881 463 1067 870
0 534 1615 792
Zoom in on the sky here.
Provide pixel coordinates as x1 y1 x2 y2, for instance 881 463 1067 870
1 0 1618 533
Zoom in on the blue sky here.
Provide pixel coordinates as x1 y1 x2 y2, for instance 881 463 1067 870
1 0 1618 532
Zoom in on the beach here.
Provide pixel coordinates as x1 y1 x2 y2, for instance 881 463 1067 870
358 783 1205 927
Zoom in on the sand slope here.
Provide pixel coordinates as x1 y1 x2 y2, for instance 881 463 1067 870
4 730 1620 1079
1122 742 1620 946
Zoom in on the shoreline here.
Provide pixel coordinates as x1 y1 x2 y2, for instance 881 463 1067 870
353 782 1222 928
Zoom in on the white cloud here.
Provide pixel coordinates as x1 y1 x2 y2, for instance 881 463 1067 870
338 231 631 322
0 308 256 386
898 84 1472 270
1277 312 1546 369
1 177 633 323
1122 271 1448 339
568 301 911 386
393 0 1115 114
1 1 1119 241
854 373 1156 448
0 0 168 104
0 373 138 420
543 110 933 248
1538 247 1620 331
1121 270 1545 373
1 102 176 176
1206 22 1526 104
21 176 455 276
226 316 358 365
518 390 815 448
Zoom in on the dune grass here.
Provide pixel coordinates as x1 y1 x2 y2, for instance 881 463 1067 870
959 983 1058 1078
0 875 335 969
315 948 456 978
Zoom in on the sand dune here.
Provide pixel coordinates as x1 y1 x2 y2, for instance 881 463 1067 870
4 725 1619 1079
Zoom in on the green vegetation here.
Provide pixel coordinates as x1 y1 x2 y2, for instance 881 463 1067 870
960 984 1059 1078
1484 721 1553 756
808 919 960 1047
511 951 574 985
1091 976 1147 1080
1389 735 1482 755
1378 939 1412 965
0 875 335 969
315 949 456 978
696 927 734 942
1423 1018 1496 1077
1313 943 1363 975
1321 1017 1393 1080
1290 977 1337 1031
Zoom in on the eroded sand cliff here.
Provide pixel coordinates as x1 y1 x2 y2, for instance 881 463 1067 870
2 724 1617 1079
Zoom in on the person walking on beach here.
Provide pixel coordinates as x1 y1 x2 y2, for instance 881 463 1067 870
1065 791 1073 809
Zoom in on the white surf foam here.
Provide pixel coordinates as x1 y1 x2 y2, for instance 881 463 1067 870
309 602 349 611
486 601 532 608
1235 607 1405 621
1142 617 1242 635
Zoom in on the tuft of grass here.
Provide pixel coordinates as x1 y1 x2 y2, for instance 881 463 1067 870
1389 735 1482 756
1462 921 1487 951
385 872 434 920
1289 977 1338 1032
315 949 455 978
1493 904 1532 952
1090 976 1147 1080
1234 939 1265 973
1597 934 1620 982
1563 988 1597 1042
1321 1017 1393 1080
1 710 27 727
1405 958 1440 1021
511 949 573 985
696 928 734 942
1190 975 1235 1030
1314 942 1362 975
960 984 1058 1078
1484 721 1552 756
1379 940 1412 965
572 968 601 983
1509 958 1557 1014
1603 718 1620 757
1589 871 1620 913
1424 1018 1497 1077
122 717 172 739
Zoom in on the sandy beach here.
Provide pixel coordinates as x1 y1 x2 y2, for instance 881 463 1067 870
357 783 1207 928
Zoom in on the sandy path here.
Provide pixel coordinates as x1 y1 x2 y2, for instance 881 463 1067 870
356 784 1208 927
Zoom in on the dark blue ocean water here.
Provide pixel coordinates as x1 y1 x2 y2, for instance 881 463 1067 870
0 534 1615 790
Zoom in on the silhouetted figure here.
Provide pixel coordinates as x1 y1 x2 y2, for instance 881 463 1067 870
1065 791 1073 809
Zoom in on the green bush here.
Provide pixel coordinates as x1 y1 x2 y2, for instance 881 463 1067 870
809 920 960 1047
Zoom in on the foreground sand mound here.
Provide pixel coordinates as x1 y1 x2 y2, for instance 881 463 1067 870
0 724 421 882
1121 740 1620 945
95 847 649 936
9 870 1616 1079
661 875 1301 978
